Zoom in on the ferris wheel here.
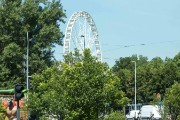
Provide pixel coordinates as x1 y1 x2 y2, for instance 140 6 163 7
63 11 102 61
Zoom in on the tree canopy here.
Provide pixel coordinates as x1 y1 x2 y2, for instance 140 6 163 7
164 82 180 120
0 0 66 89
28 49 129 119
112 53 180 105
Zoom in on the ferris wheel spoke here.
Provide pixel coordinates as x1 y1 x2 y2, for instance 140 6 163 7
73 21 83 51
78 20 85 51
87 27 94 49
72 30 78 49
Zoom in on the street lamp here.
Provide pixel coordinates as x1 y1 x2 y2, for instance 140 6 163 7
26 32 29 90
80 35 85 50
26 32 34 120
26 32 33 90
132 61 137 111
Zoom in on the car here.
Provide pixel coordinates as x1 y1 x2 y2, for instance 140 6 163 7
138 105 161 120
126 110 140 120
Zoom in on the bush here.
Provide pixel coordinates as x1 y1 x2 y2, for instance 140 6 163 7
0 103 6 120
104 111 125 120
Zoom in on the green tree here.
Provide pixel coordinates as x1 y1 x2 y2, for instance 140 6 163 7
0 0 65 88
164 82 180 120
112 52 180 111
173 52 180 82
28 49 128 119
112 55 148 104
112 55 137 72
103 111 125 120
138 57 164 103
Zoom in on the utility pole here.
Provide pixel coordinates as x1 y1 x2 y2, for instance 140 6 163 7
132 61 137 111
26 32 29 90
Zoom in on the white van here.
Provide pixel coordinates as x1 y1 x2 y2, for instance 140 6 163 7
138 105 161 120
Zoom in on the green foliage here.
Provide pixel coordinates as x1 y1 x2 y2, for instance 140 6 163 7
103 111 125 120
0 0 66 88
0 103 6 120
138 57 165 103
28 49 128 119
112 54 137 72
112 55 149 103
112 53 180 106
164 82 180 120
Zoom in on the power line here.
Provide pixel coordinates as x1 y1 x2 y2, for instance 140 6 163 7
102 40 179 47
103 57 118 60
102 40 180 52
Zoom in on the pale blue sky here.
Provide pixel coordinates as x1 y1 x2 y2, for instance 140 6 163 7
54 0 180 67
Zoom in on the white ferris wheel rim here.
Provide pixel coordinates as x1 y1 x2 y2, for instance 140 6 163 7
63 11 102 61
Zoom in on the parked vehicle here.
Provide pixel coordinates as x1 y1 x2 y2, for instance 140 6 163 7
138 105 161 120
126 110 140 120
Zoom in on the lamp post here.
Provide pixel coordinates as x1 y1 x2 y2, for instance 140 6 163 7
80 35 85 50
132 61 137 111
27 32 33 120
26 32 33 90
26 32 29 90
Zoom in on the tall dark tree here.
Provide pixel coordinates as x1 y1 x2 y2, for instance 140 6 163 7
137 57 164 103
112 55 137 72
0 0 66 88
113 52 180 105
112 55 148 104
173 52 180 82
